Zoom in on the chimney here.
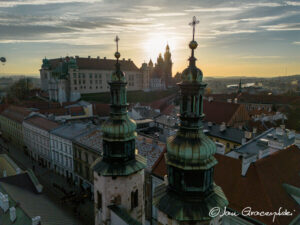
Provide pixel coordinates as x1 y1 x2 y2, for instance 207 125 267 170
97 56 100 60
0 193 9 212
88 56 91 59
104 57 106 60
164 175 168 185
32 216 41 225
10 207 16 222
128 58 131 61
242 138 246 145
220 122 226 132
123 58 125 61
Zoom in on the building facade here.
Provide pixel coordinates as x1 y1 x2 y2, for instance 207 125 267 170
93 38 146 225
0 106 32 148
50 123 92 179
40 56 151 103
23 115 60 168
73 127 102 191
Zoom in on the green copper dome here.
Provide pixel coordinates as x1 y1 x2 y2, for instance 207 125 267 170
166 130 217 170
181 64 203 82
102 116 137 142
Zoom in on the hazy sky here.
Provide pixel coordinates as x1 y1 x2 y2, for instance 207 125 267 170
0 0 299 77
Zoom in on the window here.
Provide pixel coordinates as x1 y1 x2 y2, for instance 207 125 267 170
131 189 138 209
226 143 230 148
89 74 92 79
95 74 97 78
97 191 102 210
73 73 77 78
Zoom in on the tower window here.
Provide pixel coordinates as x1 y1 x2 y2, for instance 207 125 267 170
97 191 102 210
131 189 138 209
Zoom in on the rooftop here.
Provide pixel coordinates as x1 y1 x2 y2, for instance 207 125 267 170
48 57 139 71
0 154 22 178
24 115 60 131
233 127 295 156
0 105 31 123
51 123 95 140
74 127 102 154
203 122 245 144
136 135 165 169
152 145 300 225
203 99 242 124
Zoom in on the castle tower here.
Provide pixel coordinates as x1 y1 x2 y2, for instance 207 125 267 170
93 36 146 225
238 79 242 94
164 44 173 88
153 16 228 224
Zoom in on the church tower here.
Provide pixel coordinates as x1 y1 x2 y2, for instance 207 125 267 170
93 36 146 225
164 44 173 88
237 79 242 94
153 17 228 225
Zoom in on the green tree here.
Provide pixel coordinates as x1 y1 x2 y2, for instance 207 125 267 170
8 78 32 100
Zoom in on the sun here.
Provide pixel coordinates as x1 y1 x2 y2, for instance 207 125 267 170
144 33 176 62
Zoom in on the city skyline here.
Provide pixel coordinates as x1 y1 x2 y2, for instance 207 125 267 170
0 0 300 77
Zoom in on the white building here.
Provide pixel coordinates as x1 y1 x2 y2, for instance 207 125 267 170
23 115 60 169
50 123 92 179
40 56 150 103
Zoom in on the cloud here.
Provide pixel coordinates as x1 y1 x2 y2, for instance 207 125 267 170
286 1 300 6
261 23 300 31
0 0 98 7
147 12 187 17
185 7 241 12
241 55 282 59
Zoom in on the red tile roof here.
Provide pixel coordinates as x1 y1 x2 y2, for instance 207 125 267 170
24 115 60 131
92 103 110 117
69 106 85 116
203 100 241 124
147 94 176 112
152 145 300 225
0 105 32 123
49 57 139 71
38 108 69 116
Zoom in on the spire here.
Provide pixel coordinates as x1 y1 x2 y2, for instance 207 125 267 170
238 79 242 93
153 16 228 223
93 36 146 176
181 16 203 82
188 16 199 67
166 43 170 51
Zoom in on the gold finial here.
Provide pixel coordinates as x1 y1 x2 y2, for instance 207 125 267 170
189 16 199 41
114 35 120 60
189 16 199 51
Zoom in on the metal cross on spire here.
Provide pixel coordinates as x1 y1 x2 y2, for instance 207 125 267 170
115 35 120 52
189 16 199 41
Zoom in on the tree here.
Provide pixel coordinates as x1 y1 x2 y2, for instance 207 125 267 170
8 78 33 100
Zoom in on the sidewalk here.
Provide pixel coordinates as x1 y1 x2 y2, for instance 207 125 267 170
0 138 94 225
